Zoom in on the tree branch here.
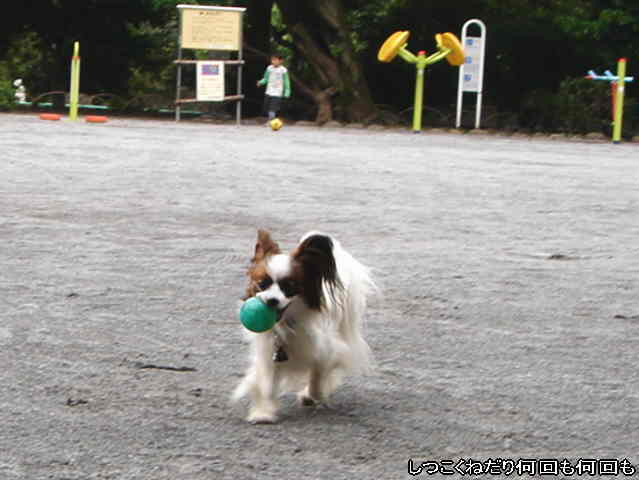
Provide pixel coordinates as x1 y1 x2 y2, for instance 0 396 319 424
244 42 321 104
271 26 295 51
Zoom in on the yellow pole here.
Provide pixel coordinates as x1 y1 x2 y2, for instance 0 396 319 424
612 58 626 144
412 51 427 132
69 42 80 120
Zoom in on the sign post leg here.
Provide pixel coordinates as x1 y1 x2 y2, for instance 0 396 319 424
475 88 483 129
176 61 182 122
236 17 244 126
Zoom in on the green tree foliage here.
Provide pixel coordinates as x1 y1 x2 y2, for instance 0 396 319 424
0 79 16 110
481 0 638 108
0 0 174 95
273 0 377 122
0 0 637 131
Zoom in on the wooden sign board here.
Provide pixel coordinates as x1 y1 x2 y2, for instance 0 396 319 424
179 5 243 51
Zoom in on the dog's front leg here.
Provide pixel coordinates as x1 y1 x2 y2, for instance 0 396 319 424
247 334 280 424
298 366 324 407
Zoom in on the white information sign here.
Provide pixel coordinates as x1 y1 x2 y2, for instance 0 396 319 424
461 37 483 92
456 19 487 129
196 61 225 101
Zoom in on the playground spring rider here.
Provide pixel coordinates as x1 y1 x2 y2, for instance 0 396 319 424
586 58 634 144
378 31 465 132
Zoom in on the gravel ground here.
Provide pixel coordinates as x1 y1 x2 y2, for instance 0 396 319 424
1 112 638 479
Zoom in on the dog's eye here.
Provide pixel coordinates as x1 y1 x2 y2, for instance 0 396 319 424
278 279 299 298
257 277 273 290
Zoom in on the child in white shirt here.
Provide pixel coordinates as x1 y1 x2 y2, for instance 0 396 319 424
257 54 291 121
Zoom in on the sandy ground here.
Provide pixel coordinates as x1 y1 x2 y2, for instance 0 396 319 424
1 112 638 479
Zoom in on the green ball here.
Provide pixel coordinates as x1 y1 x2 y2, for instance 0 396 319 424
240 297 278 332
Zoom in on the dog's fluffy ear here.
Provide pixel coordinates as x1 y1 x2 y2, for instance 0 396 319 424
294 234 341 310
242 230 280 301
252 229 281 263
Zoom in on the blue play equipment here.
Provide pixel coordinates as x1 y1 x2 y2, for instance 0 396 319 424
586 59 634 143
586 70 634 83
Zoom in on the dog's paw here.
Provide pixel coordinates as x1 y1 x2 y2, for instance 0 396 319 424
248 415 277 425
297 391 325 407
298 394 318 407
297 386 325 407
247 410 277 425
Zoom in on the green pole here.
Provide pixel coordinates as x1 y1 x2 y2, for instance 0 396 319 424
412 51 427 133
612 58 627 144
69 42 80 121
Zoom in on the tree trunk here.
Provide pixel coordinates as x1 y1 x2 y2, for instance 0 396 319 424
275 0 377 123
242 0 274 116
314 88 337 124
312 0 377 122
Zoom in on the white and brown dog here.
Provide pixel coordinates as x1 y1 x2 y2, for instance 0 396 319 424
232 230 377 424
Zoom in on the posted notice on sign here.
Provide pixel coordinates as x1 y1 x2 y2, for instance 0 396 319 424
461 36 483 92
181 8 241 50
197 61 225 101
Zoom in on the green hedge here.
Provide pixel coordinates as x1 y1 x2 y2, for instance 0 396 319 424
518 76 636 136
0 78 16 110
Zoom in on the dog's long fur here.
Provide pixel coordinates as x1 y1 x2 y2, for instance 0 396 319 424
232 230 376 424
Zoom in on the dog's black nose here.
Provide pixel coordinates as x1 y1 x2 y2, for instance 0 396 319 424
266 298 279 308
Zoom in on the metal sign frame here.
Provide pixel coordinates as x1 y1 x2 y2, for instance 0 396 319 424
175 4 246 123
456 19 486 129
